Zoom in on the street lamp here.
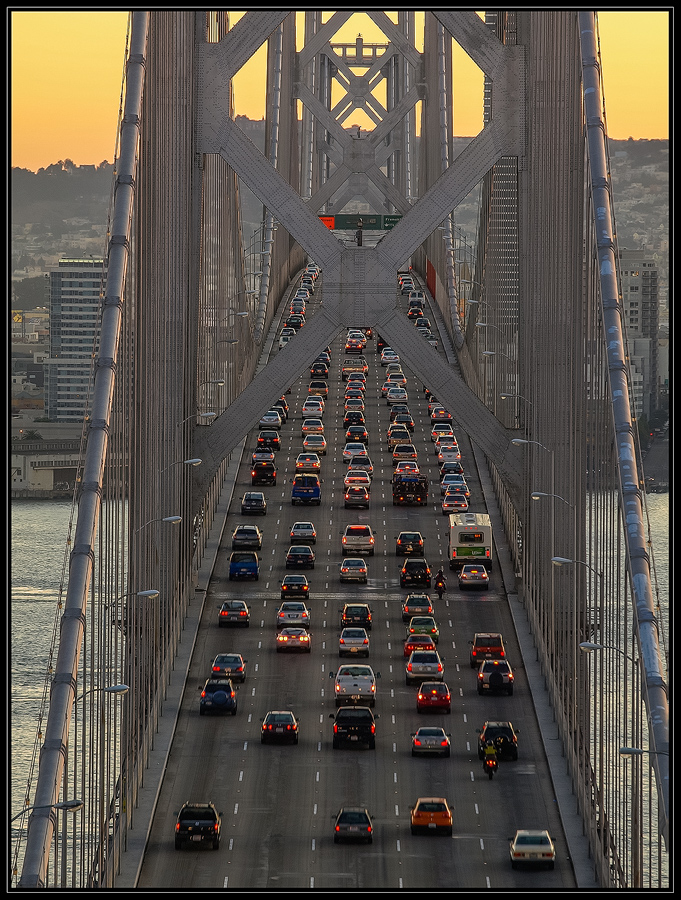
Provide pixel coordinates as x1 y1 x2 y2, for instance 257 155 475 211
133 515 182 535
533 492 574 508
501 392 532 405
198 379 224 387
177 412 216 426
159 458 202 474
76 684 129 702
11 799 84 824
483 350 515 361
619 747 669 758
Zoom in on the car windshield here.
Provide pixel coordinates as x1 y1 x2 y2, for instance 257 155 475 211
282 602 305 610
338 811 368 824
266 713 294 724
180 807 216 821
418 802 446 812
517 835 550 845
338 666 372 677
216 655 241 664
417 728 445 737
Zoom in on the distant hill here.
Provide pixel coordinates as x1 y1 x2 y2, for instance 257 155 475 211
11 161 114 226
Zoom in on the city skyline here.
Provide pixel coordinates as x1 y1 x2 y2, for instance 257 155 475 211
10 10 669 173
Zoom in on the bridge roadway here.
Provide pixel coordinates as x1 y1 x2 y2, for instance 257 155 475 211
124 275 595 889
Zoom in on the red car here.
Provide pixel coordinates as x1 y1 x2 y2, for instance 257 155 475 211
416 681 452 713
403 634 437 658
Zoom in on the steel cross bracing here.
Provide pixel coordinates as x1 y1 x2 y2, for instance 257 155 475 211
194 10 525 504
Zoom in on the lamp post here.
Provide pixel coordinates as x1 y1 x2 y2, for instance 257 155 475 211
177 412 216 427
133 515 181 535
619 746 669 885
11 799 83 825
159 458 202 474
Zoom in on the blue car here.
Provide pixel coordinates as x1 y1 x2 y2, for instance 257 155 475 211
199 678 238 715
228 551 260 581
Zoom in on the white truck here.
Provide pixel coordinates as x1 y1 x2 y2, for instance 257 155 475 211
448 513 493 570
332 664 380 707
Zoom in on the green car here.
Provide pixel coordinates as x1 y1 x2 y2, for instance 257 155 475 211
406 615 440 644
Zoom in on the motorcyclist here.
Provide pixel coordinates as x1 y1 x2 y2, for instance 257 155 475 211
434 567 447 598
483 740 498 777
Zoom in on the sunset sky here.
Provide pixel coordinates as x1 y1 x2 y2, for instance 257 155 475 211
10 10 669 172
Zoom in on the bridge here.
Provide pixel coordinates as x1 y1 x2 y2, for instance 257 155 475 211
13 11 668 889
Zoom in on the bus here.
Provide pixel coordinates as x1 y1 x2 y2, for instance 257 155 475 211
447 513 493 570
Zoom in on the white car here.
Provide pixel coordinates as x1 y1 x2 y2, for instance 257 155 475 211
303 434 327 455
386 387 408 405
343 442 368 463
279 333 294 349
381 350 399 366
341 524 376 555
332 664 379 707
259 410 282 429
509 830 556 870
302 400 324 418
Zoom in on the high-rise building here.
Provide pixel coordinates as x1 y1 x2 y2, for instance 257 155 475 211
618 249 659 419
44 258 105 422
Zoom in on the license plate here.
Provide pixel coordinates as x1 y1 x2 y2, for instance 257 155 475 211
350 735 359 741
347 826 359 832
275 727 284 733
428 823 436 829
191 835 203 841
349 647 359 652
351 694 361 700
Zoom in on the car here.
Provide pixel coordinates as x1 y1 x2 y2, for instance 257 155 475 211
276 600 311 629
401 593 434 622
509 830 556 870
386 371 407 386
346 372 367 386
228 551 259 581
218 599 251 628
210 652 247 682
340 557 368 583
417 681 452 713
175 801 222 850
231 524 263 550
415 316 432 329
252 450 276 466
330 705 376 749
440 473 467 495
437 444 462 463
345 337 364 354
343 469 372 489
430 406 451 423
410 797 452 836
411 726 451 757
344 387 365 402
303 433 327 455
381 380 396 397
431 423 454 442
406 616 440 643
301 417 324 435
280 575 310 600
347 455 373 477
342 442 368 464
392 443 417 465
285 544 316 569
458 564 490 589
310 362 329 378
302 399 324 418
333 807 373 844
477 659 514 695
344 397 365 413
408 289 425 304
386 387 408 405
387 427 411 450
469 632 506 668
199 678 238 716
477 721 519 760
403 634 437 658
344 485 370 509
406 650 445 685
392 412 415 431
295 453 321 474
289 300 306 314
341 524 375 555
440 460 464 477
345 425 369 444
394 461 420 477
271 401 288 423
441 491 469 514
276 627 312 653
291 473 322 505
280 325 296 337
284 314 305 330
257 430 281 451
343 410 366 428
251 461 277 486
289 521 316 544
400 558 432 587
338 627 370 657
407 305 424 320
389 403 411 422
332 664 379 706
395 531 424 556
341 357 368 379
381 349 399 365
261 710 300 744
340 603 372 630
259 410 282 429
309 380 328 397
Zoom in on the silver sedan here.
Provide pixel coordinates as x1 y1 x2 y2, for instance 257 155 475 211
411 726 451 757
338 627 370 658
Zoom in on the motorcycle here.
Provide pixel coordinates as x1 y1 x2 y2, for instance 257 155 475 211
434 576 446 600
483 756 498 779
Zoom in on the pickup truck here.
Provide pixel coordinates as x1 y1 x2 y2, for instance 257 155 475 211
332 664 380 707
392 473 429 506
174 802 222 850
330 706 377 749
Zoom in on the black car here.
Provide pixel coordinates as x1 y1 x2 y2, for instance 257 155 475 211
376 334 387 353
280 574 310 599
400 558 432 587
251 461 277 486
285 545 315 569
231 524 263 550
310 362 329 378
340 603 373 630
261 710 300 744
271 401 288 423
210 652 247 682
477 721 519 760
395 531 425 556
199 678 238 716
343 410 366 428
334 807 373 844
217 599 250 627
175 802 222 850
241 491 267 515
330 706 377 749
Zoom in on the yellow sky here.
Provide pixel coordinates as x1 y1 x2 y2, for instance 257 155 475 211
10 10 669 172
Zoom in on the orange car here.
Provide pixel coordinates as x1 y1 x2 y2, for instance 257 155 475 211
410 797 453 836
